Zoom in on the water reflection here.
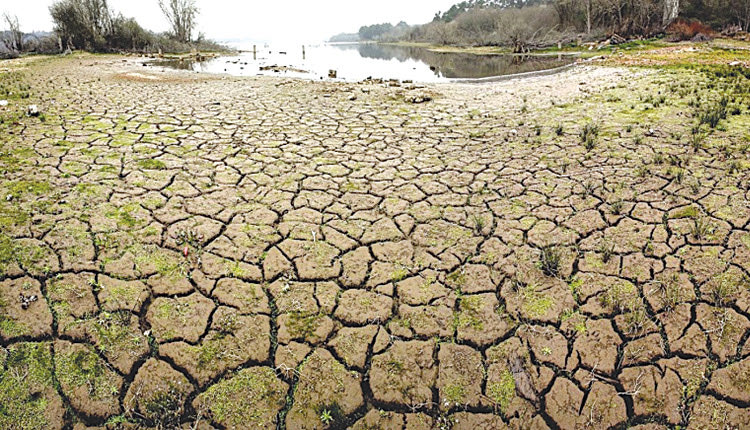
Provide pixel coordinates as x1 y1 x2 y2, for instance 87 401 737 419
155 43 575 82
349 44 572 79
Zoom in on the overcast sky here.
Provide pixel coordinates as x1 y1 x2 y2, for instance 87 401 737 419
4 0 459 42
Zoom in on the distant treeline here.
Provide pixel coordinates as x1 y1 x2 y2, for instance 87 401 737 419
343 0 750 52
1 0 224 58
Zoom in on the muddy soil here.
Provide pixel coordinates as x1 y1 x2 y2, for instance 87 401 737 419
1 52 750 429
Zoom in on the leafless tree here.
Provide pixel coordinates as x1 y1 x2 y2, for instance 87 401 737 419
424 21 456 45
663 0 679 26
2 13 23 52
454 8 503 45
732 0 750 31
158 0 197 43
496 6 561 52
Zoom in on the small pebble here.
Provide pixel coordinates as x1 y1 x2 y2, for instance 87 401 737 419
19 293 38 310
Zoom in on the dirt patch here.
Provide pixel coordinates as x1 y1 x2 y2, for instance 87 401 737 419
5 51 750 428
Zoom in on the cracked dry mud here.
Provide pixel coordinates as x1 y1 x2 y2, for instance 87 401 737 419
2 53 750 430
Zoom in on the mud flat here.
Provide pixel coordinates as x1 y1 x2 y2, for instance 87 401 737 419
2 48 750 429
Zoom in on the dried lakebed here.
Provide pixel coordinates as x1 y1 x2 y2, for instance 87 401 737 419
2 53 750 429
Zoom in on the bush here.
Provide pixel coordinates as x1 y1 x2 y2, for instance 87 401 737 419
699 96 728 128
48 0 224 54
412 5 562 50
667 18 714 41
49 0 112 51
109 16 152 51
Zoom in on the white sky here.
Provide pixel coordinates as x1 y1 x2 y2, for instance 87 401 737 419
2 0 459 42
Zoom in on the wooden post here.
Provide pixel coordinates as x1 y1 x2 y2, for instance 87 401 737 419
302 45 306 59
253 45 257 60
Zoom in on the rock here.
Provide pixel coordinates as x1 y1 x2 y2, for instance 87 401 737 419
259 65 308 74
405 94 431 104
691 33 712 42
27 105 39 116
0 100 7 106
510 355 538 405
0 277 53 340
610 33 627 44
328 69 337 78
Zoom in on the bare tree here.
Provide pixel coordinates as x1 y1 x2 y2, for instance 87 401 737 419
2 13 23 52
425 21 456 45
663 0 679 26
497 6 561 52
731 0 750 31
158 0 197 43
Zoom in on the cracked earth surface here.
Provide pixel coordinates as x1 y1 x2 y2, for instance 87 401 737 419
2 54 750 430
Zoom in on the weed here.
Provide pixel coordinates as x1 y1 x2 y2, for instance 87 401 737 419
728 159 742 174
520 285 554 318
674 168 685 183
580 122 599 142
691 216 716 240
142 385 185 428
671 205 699 219
560 309 587 334
287 311 323 340
487 369 515 412
690 132 704 150
689 181 701 194
582 181 596 197
56 346 119 400
137 159 167 170
391 267 409 282
583 135 596 151
314 403 344 427
580 122 599 151
0 342 55 429
472 214 485 234
600 281 637 313
443 384 466 405
623 300 650 336
320 409 333 425
708 271 748 307
455 294 483 330
537 246 561 277
610 199 624 215
698 95 728 128
651 273 684 311
569 277 583 302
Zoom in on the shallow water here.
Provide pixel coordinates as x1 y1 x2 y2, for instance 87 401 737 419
156 43 576 82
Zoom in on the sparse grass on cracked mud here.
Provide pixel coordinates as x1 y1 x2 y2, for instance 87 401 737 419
2 41 750 429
